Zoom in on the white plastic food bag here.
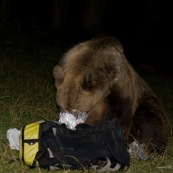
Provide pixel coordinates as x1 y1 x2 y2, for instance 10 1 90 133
6 128 20 150
59 109 88 130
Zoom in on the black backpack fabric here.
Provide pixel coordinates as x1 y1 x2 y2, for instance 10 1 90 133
20 120 130 171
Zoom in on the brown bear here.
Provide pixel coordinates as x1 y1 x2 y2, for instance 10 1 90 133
53 35 170 153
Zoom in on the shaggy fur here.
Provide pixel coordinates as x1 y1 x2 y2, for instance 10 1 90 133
53 35 170 153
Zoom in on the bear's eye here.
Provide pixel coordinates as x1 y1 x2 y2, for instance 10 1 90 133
80 69 96 90
99 67 104 72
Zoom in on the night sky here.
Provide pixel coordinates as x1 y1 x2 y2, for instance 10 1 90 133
0 0 172 75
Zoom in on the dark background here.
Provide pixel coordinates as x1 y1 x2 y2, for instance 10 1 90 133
0 0 172 75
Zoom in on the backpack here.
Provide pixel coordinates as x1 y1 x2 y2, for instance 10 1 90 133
19 120 130 171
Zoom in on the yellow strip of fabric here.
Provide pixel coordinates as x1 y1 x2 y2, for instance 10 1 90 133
19 122 39 166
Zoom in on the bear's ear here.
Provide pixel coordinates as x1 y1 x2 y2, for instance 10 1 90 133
53 65 64 84
80 69 96 90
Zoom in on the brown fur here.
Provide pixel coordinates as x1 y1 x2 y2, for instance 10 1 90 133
53 36 170 153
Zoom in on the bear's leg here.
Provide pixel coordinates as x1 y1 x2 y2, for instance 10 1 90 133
130 97 169 154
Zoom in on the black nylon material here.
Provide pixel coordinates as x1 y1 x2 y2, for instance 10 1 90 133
35 120 130 170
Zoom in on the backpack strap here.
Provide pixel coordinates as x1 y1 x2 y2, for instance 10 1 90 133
37 121 91 170
35 121 70 170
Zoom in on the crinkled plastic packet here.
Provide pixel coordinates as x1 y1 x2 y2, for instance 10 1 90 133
59 109 88 130
128 141 149 160
6 128 20 150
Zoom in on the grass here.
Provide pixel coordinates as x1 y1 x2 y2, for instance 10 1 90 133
0 30 173 173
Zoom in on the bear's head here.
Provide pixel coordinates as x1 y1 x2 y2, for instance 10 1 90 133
53 36 125 125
